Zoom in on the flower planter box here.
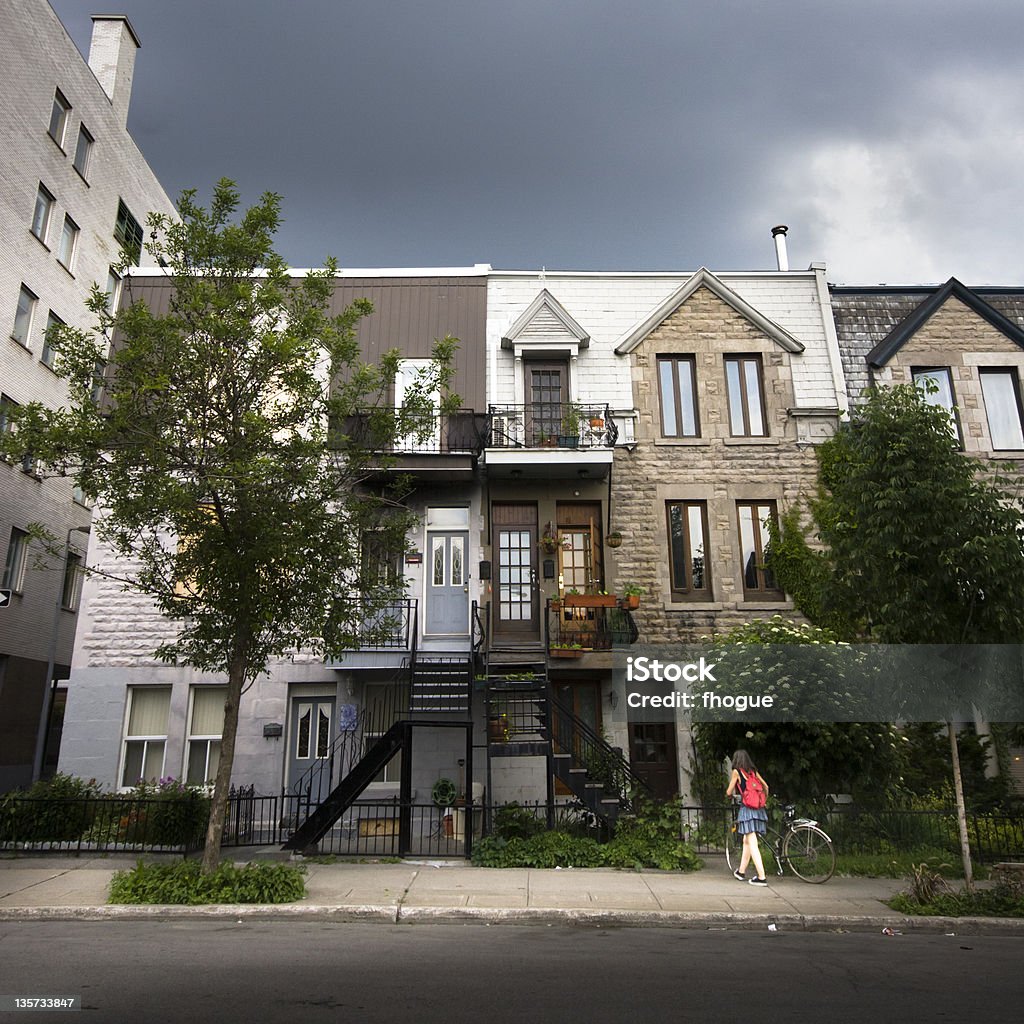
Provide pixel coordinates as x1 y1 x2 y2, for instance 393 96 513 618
550 648 583 659
563 594 617 608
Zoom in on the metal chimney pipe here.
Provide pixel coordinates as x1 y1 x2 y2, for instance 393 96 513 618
771 225 789 271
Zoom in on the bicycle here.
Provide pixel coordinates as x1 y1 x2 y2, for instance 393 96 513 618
725 803 835 883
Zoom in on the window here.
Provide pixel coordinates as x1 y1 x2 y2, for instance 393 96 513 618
31 184 54 242
57 215 79 270
185 687 225 786
105 268 122 312
666 501 711 599
658 356 700 437
48 89 70 147
42 312 63 369
73 125 93 177
737 501 782 598
12 285 37 347
61 552 83 610
724 355 767 437
114 199 143 263
2 528 30 593
913 366 961 443
120 687 171 787
90 358 106 405
0 396 33 474
979 369 1024 451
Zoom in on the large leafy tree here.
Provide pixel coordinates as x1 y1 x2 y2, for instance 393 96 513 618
1 180 456 871
770 383 1024 884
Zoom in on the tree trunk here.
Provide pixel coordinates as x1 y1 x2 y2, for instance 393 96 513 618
948 721 974 892
201 647 248 874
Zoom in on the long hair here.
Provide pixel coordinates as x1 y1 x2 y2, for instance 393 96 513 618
732 749 756 774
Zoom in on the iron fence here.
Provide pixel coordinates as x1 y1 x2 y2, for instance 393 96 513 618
487 403 618 449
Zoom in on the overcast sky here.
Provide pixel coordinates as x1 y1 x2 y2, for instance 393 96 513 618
50 0 1024 283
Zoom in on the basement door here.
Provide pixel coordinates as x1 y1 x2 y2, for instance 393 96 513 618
286 697 335 803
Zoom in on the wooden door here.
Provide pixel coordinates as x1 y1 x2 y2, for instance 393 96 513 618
493 503 539 637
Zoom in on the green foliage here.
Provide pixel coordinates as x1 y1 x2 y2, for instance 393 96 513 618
889 867 1024 917
0 774 103 842
492 802 545 840
806 384 1024 644
834 851 965 879
0 179 458 871
693 616 907 806
602 798 703 872
471 831 605 868
82 780 210 847
108 859 306 904
899 724 1010 808
473 800 702 871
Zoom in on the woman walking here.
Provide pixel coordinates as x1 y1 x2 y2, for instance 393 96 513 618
726 749 769 885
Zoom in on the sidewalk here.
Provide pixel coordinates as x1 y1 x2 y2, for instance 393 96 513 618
2 854 1021 933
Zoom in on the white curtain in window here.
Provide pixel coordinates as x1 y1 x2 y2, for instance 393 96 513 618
127 687 171 735
191 687 226 736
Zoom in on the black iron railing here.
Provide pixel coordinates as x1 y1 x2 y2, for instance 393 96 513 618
546 598 639 653
341 410 487 455
350 598 416 650
487 403 618 449
547 690 647 807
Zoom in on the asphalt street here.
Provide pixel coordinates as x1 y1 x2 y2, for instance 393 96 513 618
2 920 1022 1023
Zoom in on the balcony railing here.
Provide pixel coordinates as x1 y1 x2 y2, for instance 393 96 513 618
340 410 487 456
487 403 618 450
352 598 416 649
546 597 639 653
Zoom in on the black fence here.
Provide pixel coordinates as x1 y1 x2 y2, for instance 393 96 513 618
5 793 1022 864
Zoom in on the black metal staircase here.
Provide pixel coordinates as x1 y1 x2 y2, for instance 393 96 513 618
283 721 408 851
483 647 647 827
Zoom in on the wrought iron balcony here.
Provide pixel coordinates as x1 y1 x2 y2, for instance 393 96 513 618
546 597 639 655
340 410 487 456
487 403 618 450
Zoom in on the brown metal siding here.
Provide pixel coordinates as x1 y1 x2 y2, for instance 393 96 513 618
118 275 487 413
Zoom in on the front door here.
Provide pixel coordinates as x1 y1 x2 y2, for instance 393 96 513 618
493 503 539 638
425 530 470 636
287 696 336 802
628 723 679 801
553 681 601 794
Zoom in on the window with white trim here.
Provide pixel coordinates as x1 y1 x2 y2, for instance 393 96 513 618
73 125 93 178
61 551 83 610
363 684 404 783
12 285 37 347
185 687 225 786
2 528 30 593
114 198 143 263
48 89 70 148
120 687 171 787
42 312 63 369
912 366 961 444
31 184 54 242
57 214 79 271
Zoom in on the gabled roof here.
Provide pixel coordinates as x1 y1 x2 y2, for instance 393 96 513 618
866 276 1024 367
501 289 590 349
614 267 805 355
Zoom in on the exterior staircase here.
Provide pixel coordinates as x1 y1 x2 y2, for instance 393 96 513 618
483 647 646 826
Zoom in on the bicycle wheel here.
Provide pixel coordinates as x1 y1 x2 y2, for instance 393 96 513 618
782 824 835 883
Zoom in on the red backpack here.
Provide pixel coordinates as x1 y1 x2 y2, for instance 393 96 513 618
740 770 766 810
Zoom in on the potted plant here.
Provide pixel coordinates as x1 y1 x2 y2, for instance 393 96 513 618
620 584 644 610
559 403 582 448
588 412 605 429
540 529 561 555
606 530 623 549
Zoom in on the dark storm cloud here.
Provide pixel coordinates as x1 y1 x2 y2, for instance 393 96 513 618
48 0 1024 280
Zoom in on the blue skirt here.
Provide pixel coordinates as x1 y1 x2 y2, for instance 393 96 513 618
737 806 768 835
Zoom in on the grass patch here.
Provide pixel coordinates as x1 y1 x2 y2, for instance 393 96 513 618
835 849 980 880
108 859 306 905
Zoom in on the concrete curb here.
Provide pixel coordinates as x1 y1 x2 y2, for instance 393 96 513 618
3 903 1024 934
